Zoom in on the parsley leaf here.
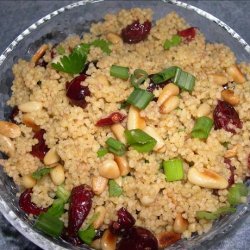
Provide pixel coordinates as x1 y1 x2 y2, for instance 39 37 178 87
91 39 112 55
108 180 123 197
32 167 51 180
73 43 91 56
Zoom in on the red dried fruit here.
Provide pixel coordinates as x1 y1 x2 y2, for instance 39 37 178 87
30 129 49 160
67 184 94 237
19 189 47 216
224 158 235 187
61 230 83 246
109 207 135 236
36 59 48 68
9 106 19 124
96 112 126 127
213 100 242 134
121 20 152 44
177 27 196 42
248 154 250 170
117 226 158 250
66 74 90 109
147 74 171 93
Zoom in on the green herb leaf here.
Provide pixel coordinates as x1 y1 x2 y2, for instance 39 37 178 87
108 180 123 197
56 46 65 55
97 147 108 158
32 168 51 180
164 34 182 50
91 39 112 55
73 43 91 56
78 225 96 245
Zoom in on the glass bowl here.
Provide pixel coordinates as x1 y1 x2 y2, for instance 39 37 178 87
0 1 249 249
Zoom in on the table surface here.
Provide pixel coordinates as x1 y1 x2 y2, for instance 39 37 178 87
0 0 249 249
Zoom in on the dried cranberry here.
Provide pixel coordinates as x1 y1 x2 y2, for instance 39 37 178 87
61 230 83 246
36 59 48 68
66 74 90 109
109 207 136 236
96 112 126 127
19 189 47 216
121 20 152 44
67 184 94 237
213 100 242 134
147 74 170 93
224 158 235 187
30 129 49 160
117 226 158 250
9 106 19 124
248 154 250 170
177 27 196 42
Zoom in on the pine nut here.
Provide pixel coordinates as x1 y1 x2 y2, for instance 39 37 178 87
0 134 15 156
157 231 181 248
140 195 156 206
0 121 21 138
50 164 65 185
226 65 246 84
43 147 60 165
31 44 49 64
173 213 188 233
221 89 240 106
92 176 108 195
22 113 40 132
91 239 101 249
127 105 146 130
99 160 120 179
143 126 165 151
19 101 43 113
114 155 129 176
197 103 211 117
157 83 180 107
187 167 228 189
209 73 228 85
22 174 37 189
93 206 106 229
101 229 117 250
110 124 126 144
224 144 238 158
106 33 122 44
160 96 180 114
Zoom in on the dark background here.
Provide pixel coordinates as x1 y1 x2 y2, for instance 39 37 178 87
0 1 249 249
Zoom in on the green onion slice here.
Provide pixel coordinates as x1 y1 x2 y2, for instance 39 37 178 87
215 206 236 216
108 180 123 197
130 69 148 88
151 66 178 84
56 185 70 203
106 137 126 156
110 65 129 80
32 167 51 180
228 183 248 206
78 225 96 245
191 116 214 139
173 68 195 92
163 158 184 182
196 211 218 220
97 147 108 158
164 34 182 50
46 198 65 218
126 88 154 110
124 129 157 153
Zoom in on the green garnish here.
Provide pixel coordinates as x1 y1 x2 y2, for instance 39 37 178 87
108 180 123 197
228 183 248 206
78 225 96 245
91 39 112 55
191 116 214 139
196 206 237 220
56 45 65 55
163 158 184 182
73 43 91 56
164 34 182 50
97 147 108 158
106 137 126 156
130 69 148 88
151 66 177 84
124 129 157 153
46 198 65 218
120 101 129 109
56 185 70 203
110 65 130 80
32 167 51 180
221 142 229 149
173 68 196 92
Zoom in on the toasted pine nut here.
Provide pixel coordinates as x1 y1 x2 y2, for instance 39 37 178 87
92 176 108 195
96 75 109 85
160 96 180 114
0 121 21 138
93 206 106 229
50 164 65 185
111 124 126 144
157 83 180 107
19 101 43 113
0 134 15 156
197 103 211 117
91 239 101 249
114 155 129 176
127 105 146 130
143 126 165 151
173 213 189 233
101 229 117 250
22 113 40 132
187 167 228 189
22 174 37 189
224 144 238 158
43 147 60 165
106 33 122 44
221 89 240 106
99 160 120 179
226 65 246 84
31 44 49 64
157 231 181 248
209 73 228 85
140 195 156 206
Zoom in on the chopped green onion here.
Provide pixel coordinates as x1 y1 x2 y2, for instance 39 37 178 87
56 185 70 203
151 66 178 84
130 69 148 88
196 211 218 220
35 212 64 237
120 101 129 109
215 206 236 216
124 129 157 153
110 65 129 80
46 198 65 218
163 158 184 182
106 137 126 156
191 116 214 139
56 45 65 55
228 183 248 206
32 167 51 180
78 225 96 245
126 88 154 109
173 68 195 92
164 34 182 50
108 180 123 197
97 147 108 158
